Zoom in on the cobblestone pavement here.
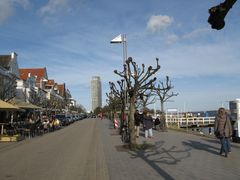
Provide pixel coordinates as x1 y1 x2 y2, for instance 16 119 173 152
99 119 240 180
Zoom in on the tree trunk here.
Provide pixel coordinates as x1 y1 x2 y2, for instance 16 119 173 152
160 100 167 131
119 106 125 134
129 96 136 145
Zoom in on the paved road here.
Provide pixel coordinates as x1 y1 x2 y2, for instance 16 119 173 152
0 118 240 180
0 119 109 180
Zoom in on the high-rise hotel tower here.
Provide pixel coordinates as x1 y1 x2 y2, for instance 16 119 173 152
91 76 102 111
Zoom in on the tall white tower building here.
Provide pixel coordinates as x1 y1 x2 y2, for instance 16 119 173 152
91 76 102 111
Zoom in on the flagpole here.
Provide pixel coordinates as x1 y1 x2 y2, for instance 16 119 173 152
124 35 129 128
122 34 128 112
110 34 128 123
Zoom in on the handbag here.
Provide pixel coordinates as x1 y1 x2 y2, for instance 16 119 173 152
214 130 222 138
214 117 227 139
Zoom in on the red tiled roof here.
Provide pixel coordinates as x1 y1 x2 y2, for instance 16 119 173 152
19 68 48 82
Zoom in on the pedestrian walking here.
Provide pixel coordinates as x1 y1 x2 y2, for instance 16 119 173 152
154 115 160 130
209 127 212 135
100 112 103 120
43 119 49 133
134 110 141 138
143 109 153 138
214 107 233 157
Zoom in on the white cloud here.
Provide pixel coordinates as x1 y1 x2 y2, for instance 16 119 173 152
166 34 179 45
0 1 13 24
147 15 173 32
130 35 240 79
182 27 211 39
39 0 70 16
18 0 30 9
163 27 211 45
159 42 240 78
0 0 30 24
38 0 84 24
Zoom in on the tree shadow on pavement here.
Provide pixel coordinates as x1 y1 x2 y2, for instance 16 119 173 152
182 140 219 155
127 141 191 180
202 138 240 149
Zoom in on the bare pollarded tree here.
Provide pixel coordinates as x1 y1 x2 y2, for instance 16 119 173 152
154 76 178 130
28 88 41 106
107 80 125 130
0 75 16 102
208 0 237 30
114 57 160 145
136 89 155 110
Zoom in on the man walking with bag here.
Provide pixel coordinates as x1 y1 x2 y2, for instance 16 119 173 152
214 107 233 157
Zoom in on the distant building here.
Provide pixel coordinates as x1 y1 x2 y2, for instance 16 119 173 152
91 76 102 111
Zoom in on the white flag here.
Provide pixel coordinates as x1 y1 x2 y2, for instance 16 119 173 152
110 34 126 43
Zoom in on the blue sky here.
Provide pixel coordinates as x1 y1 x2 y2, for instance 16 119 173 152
0 0 240 112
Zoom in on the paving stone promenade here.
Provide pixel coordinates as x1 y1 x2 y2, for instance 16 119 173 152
100 119 240 180
0 118 240 180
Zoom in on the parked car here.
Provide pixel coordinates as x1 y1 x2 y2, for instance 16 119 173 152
80 113 87 120
55 114 69 126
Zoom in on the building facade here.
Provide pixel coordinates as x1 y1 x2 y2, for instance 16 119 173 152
91 76 102 111
19 68 73 110
0 52 20 101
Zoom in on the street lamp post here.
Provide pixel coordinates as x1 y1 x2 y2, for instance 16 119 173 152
111 34 128 121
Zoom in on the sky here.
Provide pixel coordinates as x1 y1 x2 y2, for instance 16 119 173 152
0 0 240 112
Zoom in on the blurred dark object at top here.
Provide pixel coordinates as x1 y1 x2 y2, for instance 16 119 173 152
208 0 237 30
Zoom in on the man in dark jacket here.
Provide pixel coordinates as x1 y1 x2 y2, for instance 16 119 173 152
154 116 160 130
134 110 141 137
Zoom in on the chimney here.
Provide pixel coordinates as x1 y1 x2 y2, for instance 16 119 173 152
11 52 17 59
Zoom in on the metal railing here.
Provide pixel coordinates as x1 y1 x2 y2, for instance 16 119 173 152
166 116 215 128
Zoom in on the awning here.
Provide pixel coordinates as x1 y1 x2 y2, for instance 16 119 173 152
9 98 42 109
0 99 20 110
